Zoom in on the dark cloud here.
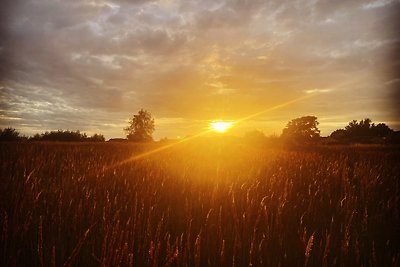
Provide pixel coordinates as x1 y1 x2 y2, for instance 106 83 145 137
1 0 399 138
386 2 400 119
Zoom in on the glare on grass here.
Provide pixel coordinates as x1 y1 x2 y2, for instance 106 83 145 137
99 93 321 173
210 121 234 133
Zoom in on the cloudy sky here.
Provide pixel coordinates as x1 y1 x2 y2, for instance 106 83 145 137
1 0 399 139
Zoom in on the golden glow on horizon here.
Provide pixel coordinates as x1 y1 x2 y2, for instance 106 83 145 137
96 93 322 175
210 121 234 133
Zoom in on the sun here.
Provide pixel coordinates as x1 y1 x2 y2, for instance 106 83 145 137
210 121 234 133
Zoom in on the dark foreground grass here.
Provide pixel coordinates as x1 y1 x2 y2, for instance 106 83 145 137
0 141 399 266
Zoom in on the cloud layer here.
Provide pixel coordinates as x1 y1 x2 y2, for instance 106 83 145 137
1 0 399 138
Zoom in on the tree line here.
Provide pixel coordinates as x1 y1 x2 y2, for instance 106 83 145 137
1 109 399 144
279 116 399 145
0 129 105 142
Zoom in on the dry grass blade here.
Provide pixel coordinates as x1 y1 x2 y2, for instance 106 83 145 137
63 227 91 267
0 142 399 266
194 230 202 267
304 232 314 266
51 245 56 267
38 216 44 267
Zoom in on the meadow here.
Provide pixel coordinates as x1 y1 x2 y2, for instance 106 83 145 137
0 140 399 266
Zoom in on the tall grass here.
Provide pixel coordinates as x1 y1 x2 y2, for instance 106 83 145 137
0 141 399 266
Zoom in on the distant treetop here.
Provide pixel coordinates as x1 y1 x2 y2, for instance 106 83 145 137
124 109 155 142
330 118 394 143
0 127 21 141
30 130 105 142
281 116 320 145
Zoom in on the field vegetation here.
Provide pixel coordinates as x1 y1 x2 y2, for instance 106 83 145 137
0 141 399 266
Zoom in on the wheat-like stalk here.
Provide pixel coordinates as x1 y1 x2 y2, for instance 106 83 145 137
304 232 314 266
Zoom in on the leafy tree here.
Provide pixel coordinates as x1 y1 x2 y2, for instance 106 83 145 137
29 130 105 142
371 123 393 137
88 133 105 142
330 118 394 143
281 116 320 143
345 118 372 137
36 130 86 141
124 109 155 142
0 127 21 141
330 129 347 140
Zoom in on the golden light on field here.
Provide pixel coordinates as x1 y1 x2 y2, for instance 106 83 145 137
210 121 234 133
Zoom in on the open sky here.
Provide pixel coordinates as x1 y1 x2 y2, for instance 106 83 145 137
1 0 399 140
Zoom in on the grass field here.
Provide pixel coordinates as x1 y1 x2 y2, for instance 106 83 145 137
0 141 399 266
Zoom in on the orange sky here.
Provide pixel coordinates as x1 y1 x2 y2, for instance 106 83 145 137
1 0 399 139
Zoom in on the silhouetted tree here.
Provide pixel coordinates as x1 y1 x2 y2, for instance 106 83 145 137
0 127 21 141
345 118 372 137
330 129 347 140
29 130 105 142
124 109 155 142
88 133 105 142
281 116 320 144
36 130 86 141
330 118 394 143
371 123 393 137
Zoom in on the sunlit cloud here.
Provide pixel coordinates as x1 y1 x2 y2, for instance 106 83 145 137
362 0 396 9
1 0 399 139
305 88 332 94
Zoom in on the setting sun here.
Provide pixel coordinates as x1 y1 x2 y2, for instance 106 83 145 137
1 0 399 265
210 121 234 133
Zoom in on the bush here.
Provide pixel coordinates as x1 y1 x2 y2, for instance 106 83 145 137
0 128 21 141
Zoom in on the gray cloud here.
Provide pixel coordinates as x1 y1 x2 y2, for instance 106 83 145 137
1 0 399 138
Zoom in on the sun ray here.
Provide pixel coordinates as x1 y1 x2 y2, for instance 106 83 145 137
96 92 323 175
